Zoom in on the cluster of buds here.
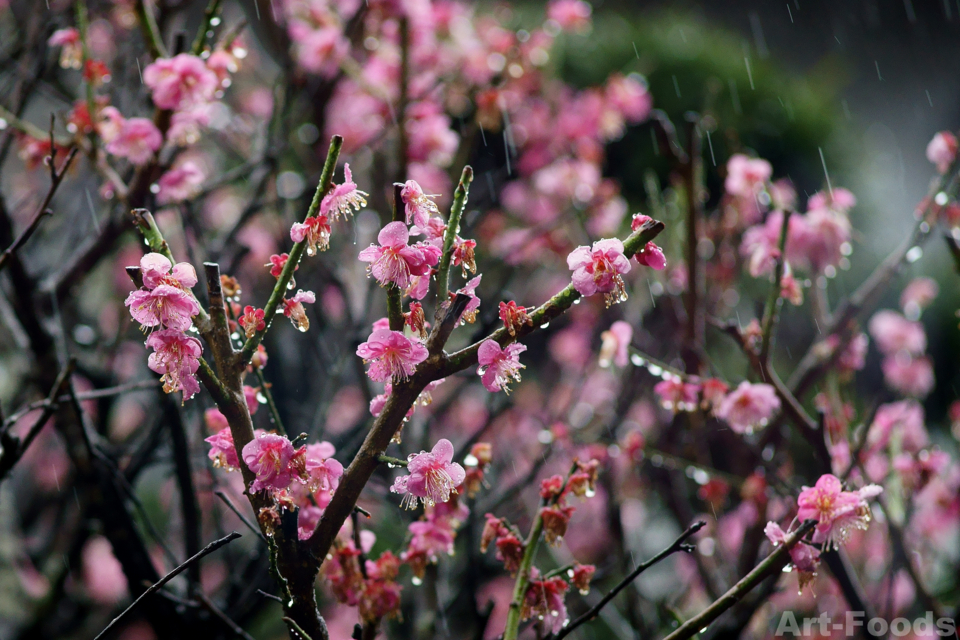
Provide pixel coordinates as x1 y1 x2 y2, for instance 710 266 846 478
322 528 402 624
499 301 533 337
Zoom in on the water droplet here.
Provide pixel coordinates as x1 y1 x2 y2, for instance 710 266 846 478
210 16 221 26
286 280 296 290
919 221 930 233
464 454 479 466
935 192 949 206
585 487 596 498
906 246 923 263
630 354 645 366
0 118 7 130
150 183 160 194
540 323 550 329
256 392 267 403
297 325 307 333
411 576 422 586
573 299 581 305
647 365 663 376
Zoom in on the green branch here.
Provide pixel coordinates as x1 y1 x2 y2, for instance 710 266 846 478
238 136 343 368
436 165 474 301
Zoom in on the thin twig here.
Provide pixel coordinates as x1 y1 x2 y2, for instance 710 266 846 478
215 491 267 543
662 521 816 640
550 521 706 640
93 532 241 640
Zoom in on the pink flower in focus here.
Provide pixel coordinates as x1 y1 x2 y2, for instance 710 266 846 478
138 252 198 291
156 161 204 205
725 154 771 198
797 474 858 527
401 180 440 229
567 238 632 305
521 574 570 634
125 284 199 332
145 329 202 400
282 290 316 332
305 441 344 495
267 253 294 279
926 131 958 174
764 522 819 589
546 0 592 32
320 164 367 220
477 340 527 393
143 54 218 111
291 215 331 256
653 377 700 412
238 306 265 339
630 214 667 270
868 310 926 355
598 320 632 368
205 427 239 470
104 115 163 166
356 329 429 382
358 222 439 289
242 432 296 494
716 381 780 433
390 439 466 509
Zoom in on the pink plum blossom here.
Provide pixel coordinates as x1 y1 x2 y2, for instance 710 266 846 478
764 522 819 589
143 54 218 111
320 164 367 220
567 238 631 305
521 573 570 634
103 115 163 166
631 214 667 270
156 161 205 205
653 378 700 412
724 154 771 198
390 439 466 509
137 253 198 291
477 340 526 393
455 275 482 323
242 432 296 494
900 277 939 319
358 222 440 289
807 188 857 213
126 284 199 332
546 0 592 32
356 329 429 382
797 476 883 550
145 329 202 400
598 320 632 368
868 310 926 355
291 215 331 256
926 131 958 174
48 28 82 69
205 428 239 470
282 290 316 332
716 381 780 433
305 441 344 495
291 25 348 77
882 354 935 398
605 73 652 124
401 180 441 229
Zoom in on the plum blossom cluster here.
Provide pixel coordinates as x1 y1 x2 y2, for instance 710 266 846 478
44 28 244 199
649 369 778 435
321 525 404 625
124 253 202 399
765 474 882 590
480 459 600 634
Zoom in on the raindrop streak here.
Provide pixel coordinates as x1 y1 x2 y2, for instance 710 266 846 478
926 90 933 107
744 57 755 90
786 3 794 22
706 129 716 166
253 0 261 20
672 75 681 98
85 189 101 233
875 60 883 81
503 130 511 176
818 147 834 197
633 41 640 59
136 58 143 84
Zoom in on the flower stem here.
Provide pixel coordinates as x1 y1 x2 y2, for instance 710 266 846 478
436 165 474 302
502 511 545 640
759 209 792 363
238 136 342 368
